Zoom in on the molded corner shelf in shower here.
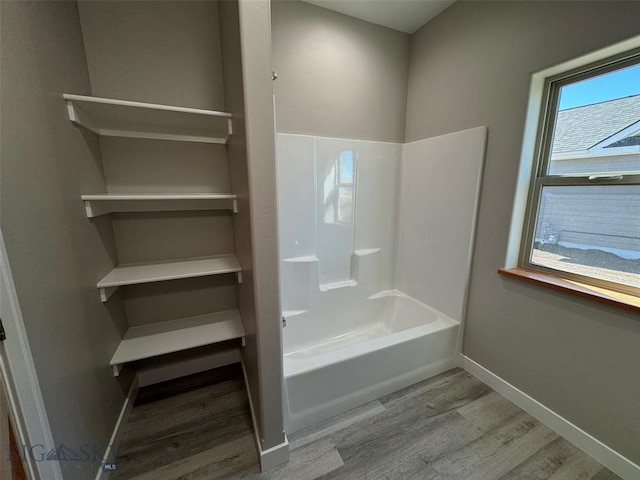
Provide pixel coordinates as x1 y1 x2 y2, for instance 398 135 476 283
63 93 233 144
354 248 381 257
282 310 307 318
81 193 238 218
282 256 319 263
110 309 245 377
319 279 358 292
97 254 242 302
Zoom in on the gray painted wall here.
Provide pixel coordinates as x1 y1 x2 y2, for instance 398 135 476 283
406 1 640 463
239 0 286 452
78 0 225 110
271 0 410 143
220 0 285 454
0 2 128 479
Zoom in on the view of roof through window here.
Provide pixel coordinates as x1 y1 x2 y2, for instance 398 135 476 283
551 95 640 155
552 63 640 156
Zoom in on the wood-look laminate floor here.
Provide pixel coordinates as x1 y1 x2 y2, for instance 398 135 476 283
111 365 622 480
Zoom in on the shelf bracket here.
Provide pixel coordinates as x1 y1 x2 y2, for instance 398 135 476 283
232 199 238 214
99 286 118 303
236 271 243 284
84 200 113 218
241 335 246 347
112 364 122 377
65 100 101 135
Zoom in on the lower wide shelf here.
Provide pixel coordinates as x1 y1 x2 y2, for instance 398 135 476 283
110 309 245 376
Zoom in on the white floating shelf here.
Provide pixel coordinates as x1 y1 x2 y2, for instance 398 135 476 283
110 310 245 376
97 254 242 302
63 93 233 144
81 193 238 217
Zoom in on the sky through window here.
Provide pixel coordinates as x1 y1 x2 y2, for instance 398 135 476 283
558 63 640 110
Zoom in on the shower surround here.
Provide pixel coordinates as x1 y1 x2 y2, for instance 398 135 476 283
276 127 487 432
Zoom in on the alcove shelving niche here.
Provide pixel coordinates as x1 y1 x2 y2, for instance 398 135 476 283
65 93 245 377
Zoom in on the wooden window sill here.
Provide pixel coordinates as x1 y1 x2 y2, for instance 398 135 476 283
498 267 640 314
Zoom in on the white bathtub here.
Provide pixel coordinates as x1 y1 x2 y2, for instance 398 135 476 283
283 290 460 433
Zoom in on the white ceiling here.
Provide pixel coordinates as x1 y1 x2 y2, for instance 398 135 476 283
302 0 456 34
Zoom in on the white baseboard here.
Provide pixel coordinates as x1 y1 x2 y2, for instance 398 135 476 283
95 377 139 480
240 358 289 472
258 436 290 471
461 354 640 480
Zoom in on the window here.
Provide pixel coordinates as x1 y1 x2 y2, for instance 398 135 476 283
323 150 355 224
521 51 640 296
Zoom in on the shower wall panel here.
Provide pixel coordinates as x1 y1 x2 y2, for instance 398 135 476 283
396 126 487 322
276 133 401 340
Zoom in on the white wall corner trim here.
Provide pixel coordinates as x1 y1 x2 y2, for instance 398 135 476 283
240 358 289 472
461 354 640 480
94 377 139 480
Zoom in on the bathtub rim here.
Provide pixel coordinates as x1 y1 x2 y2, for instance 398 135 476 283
284 289 459 377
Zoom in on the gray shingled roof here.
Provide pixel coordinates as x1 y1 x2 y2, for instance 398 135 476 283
551 94 640 154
